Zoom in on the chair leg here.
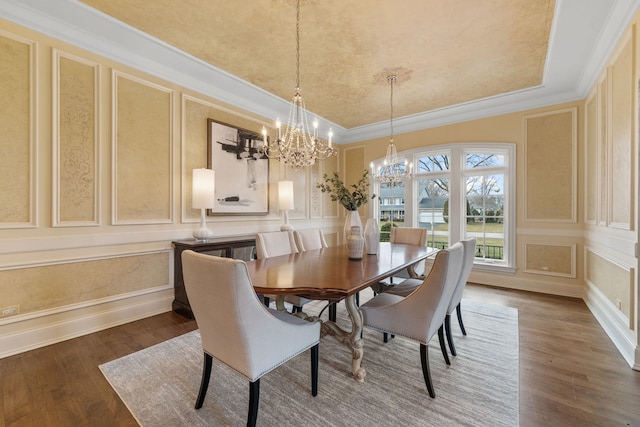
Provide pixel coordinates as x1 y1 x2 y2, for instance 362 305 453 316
195 353 212 409
311 344 319 396
248 379 260 427
329 303 337 322
438 325 450 365
420 343 436 398
262 296 270 307
445 313 457 356
456 303 467 335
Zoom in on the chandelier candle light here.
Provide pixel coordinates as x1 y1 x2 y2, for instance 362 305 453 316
260 0 337 170
371 75 413 184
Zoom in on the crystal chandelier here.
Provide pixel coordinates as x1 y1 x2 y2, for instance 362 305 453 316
261 0 336 171
371 75 412 184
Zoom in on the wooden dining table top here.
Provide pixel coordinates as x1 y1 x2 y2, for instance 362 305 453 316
245 242 438 301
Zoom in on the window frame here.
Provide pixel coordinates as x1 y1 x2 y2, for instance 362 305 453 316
370 142 516 273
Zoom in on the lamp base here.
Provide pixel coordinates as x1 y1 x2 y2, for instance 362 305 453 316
193 208 214 241
193 227 214 241
280 223 293 231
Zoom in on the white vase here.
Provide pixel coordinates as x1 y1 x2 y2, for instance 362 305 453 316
344 210 362 242
364 218 380 255
347 226 364 259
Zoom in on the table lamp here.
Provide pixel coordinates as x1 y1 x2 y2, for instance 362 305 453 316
278 180 294 231
192 168 215 240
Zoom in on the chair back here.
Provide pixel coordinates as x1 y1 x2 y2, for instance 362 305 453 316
181 250 319 381
448 237 477 313
390 227 427 246
255 231 298 259
361 242 463 343
293 229 328 251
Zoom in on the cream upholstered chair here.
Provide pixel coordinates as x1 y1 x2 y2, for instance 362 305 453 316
293 228 341 320
293 228 328 251
256 231 311 313
360 242 464 398
387 237 476 356
390 227 428 279
181 250 320 426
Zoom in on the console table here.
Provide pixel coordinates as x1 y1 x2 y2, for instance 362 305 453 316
172 237 256 318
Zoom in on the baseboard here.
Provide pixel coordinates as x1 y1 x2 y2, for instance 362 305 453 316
583 281 636 368
0 286 173 359
468 271 584 298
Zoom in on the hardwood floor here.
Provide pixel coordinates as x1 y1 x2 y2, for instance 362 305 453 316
1 284 639 426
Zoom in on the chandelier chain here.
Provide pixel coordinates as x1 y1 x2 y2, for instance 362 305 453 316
295 0 300 90
371 74 412 184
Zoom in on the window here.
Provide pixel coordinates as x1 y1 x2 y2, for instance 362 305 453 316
371 143 515 272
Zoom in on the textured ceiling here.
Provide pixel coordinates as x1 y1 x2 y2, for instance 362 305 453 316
79 0 555 129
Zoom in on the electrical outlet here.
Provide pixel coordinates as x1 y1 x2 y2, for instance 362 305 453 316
1 305 20 317
616 299 622 310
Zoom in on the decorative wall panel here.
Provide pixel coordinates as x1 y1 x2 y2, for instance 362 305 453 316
598 75 608 225
53 51 99 226
309 161 322 218
322 150 339 218
113 72 172 223
586 249 632 322
608 34 633 229
0 253 169 315
585 91 597 224
523 242 575 278
0 31 35 227
524 108 576 222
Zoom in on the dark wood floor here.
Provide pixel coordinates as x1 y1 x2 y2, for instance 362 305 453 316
1 283 639 426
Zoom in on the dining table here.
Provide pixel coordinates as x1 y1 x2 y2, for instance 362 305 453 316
244 241 438 382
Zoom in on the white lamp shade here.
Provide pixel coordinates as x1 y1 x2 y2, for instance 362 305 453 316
192 169 215 209
278 180 294 211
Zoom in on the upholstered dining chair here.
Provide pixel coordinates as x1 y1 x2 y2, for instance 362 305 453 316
390 227 428 279
181 250 320 427
256 231 311 313
387 237 476 356
359 242 464 398
293 228 328 251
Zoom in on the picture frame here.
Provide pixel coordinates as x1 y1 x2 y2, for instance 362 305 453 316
207 119 269 215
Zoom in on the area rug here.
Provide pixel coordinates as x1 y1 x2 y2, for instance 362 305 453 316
100 298 518 426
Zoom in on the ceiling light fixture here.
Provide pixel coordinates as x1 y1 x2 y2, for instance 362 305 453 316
371 75 412 184
261 0 336 171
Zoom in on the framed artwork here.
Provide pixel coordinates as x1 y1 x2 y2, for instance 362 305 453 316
207 119 269 215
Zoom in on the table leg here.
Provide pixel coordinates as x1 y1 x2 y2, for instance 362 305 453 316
320 294 366 382
275 295 286 312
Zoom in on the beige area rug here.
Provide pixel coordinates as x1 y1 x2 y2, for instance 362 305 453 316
100 298 518 426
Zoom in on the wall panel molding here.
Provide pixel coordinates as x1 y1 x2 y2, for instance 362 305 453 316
112 71 173 225
607 28 634 230
0 29 37 229
585 87 598 224
523 241 576 278
523 107 577 223
52 49 100 227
